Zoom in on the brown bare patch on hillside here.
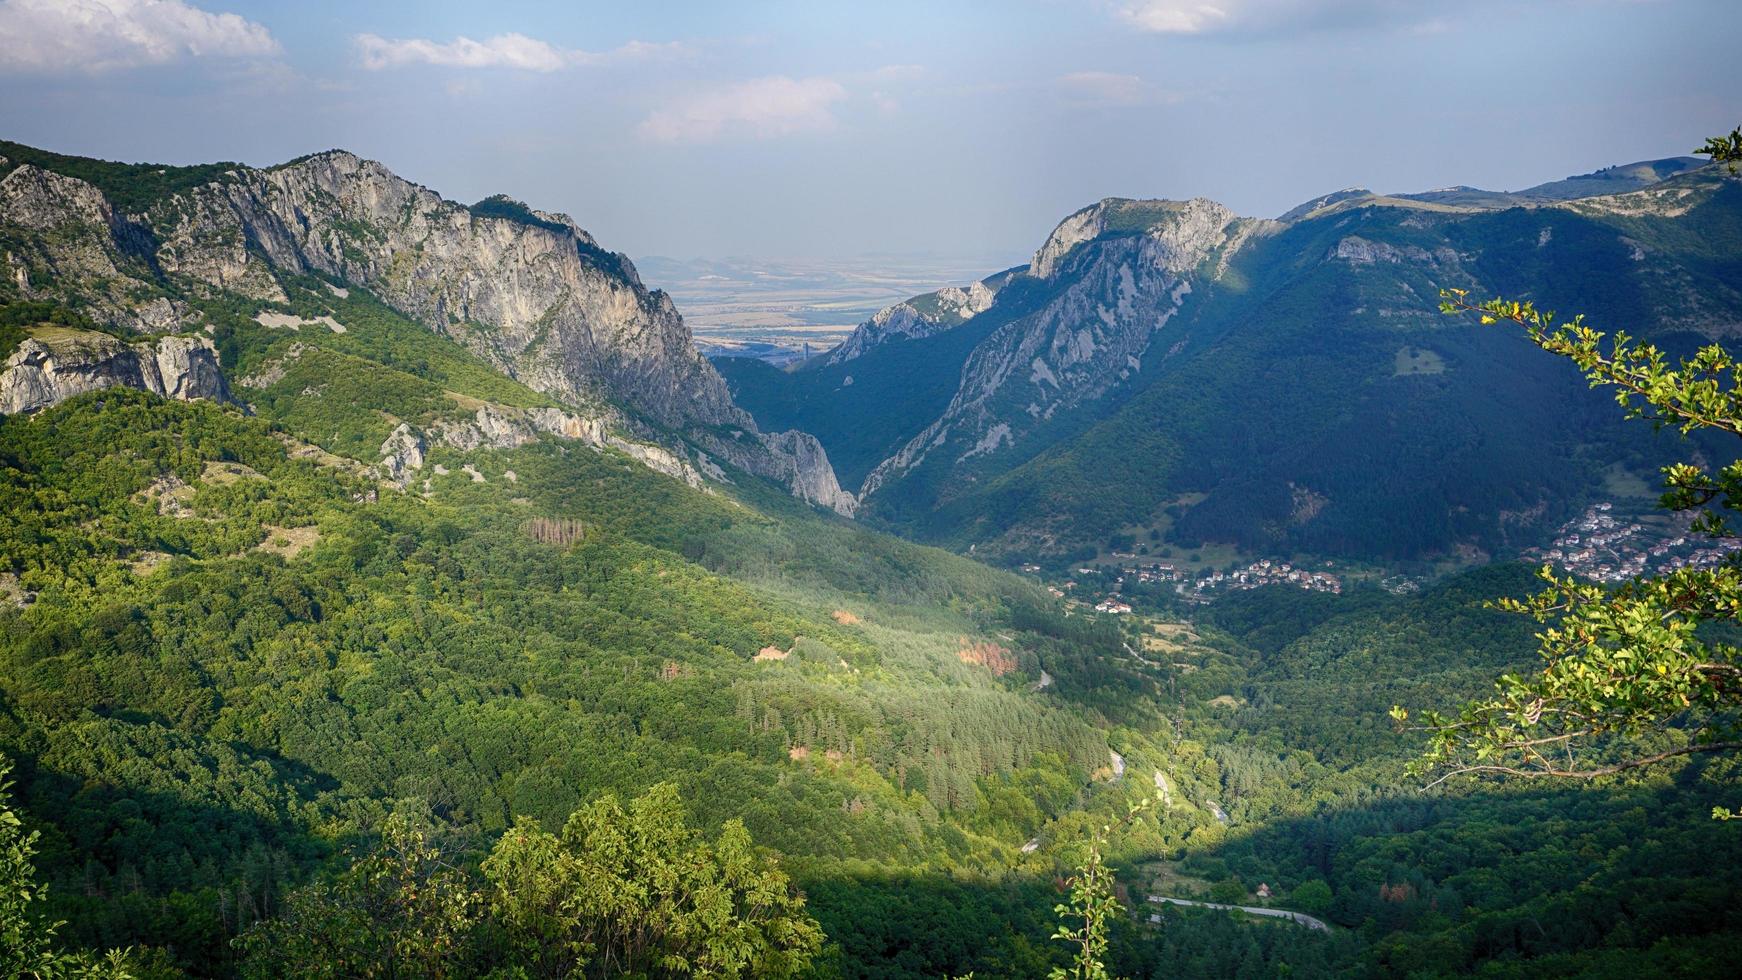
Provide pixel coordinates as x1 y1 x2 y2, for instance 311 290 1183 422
1290 483 1328 524
527 517 588 547
754 645 790 662
830 609 861 626
957 637 1017 676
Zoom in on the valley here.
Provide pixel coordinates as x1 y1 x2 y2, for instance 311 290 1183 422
1 131 1740 979
641 254 1015 364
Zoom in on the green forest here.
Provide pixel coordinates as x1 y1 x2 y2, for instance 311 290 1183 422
2 274 1740 977
723 179 1742 567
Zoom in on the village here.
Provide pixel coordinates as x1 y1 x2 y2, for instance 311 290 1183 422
1525 501 1742 583
1027 498 1742 617
1028 558 1343 615
1178 559 1343 601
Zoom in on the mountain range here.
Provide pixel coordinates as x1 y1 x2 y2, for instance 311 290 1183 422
719 155 1742 565
4 137 1742 978
0 139 856 515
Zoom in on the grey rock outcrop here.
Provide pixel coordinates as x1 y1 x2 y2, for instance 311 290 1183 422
378 423 427 486
150 150 739 430
0 329 229 415
758 430 859 516
0 165 193 331
862 198 1268 498
825 276 1003 366
424 402 706 488
0 149 856 514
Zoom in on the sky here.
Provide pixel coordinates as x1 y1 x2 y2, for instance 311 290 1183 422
0 0 1738 264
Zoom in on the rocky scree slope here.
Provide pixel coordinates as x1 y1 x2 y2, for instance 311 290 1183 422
0 145 855 514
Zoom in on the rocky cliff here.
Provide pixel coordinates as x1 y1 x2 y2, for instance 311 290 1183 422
0 328 228 414
861 198 1275 497
146 151 743 429
824 274 1007 366
0 148 855 514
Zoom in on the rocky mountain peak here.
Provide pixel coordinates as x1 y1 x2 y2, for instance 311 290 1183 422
1028 197 1238 279
0 141 858 516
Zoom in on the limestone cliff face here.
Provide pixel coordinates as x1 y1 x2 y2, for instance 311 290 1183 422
824 276 1003 366
861 198 1270 498
149 150 740 429
0 165 190 331
758 430 859 516
0 329 228 415
0 149 855 514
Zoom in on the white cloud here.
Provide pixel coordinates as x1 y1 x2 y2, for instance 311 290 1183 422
0 0 279 74
1116 1 1235 33
354 32 686 72
637 75 848 144
1056 71 1180 106
356 32 565 71
1111 0 1457 35
572 39 689 68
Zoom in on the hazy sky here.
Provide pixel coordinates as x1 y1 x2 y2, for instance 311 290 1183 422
1 0 1737 263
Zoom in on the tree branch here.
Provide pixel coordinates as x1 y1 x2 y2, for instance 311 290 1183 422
1422 739 1742 790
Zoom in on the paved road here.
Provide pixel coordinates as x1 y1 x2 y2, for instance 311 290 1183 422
1147 896 1331 932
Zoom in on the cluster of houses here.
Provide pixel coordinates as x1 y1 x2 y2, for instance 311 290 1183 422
1186 560 1342 599
1528 502 1742 583
1027 557 1343 614
1124 562 1183 585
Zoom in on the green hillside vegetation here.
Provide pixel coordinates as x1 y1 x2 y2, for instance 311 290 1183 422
821 182 1742 565
6 310 1741 974
4 142 1742 977
0 139 244 215
0 288 1153 975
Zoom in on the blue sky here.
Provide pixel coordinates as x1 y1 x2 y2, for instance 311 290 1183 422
1 0 1737 261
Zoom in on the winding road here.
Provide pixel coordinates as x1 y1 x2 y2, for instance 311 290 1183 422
1147 895 1331 932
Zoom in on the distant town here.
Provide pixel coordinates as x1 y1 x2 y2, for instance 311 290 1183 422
1025 558 1342 614
1526 501 1742 583
1019 499 1742 617
1018 498 1742 617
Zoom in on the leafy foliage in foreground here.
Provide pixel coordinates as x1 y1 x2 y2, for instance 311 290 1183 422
1401 288 1742 785
240 784 821 979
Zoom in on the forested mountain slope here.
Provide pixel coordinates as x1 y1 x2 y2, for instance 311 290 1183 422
724 159 1742 564
0 267 1155 974
3 139 1741 979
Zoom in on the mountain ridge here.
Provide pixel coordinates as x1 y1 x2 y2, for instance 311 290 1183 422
0 140 858 515
722 154 1742 562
